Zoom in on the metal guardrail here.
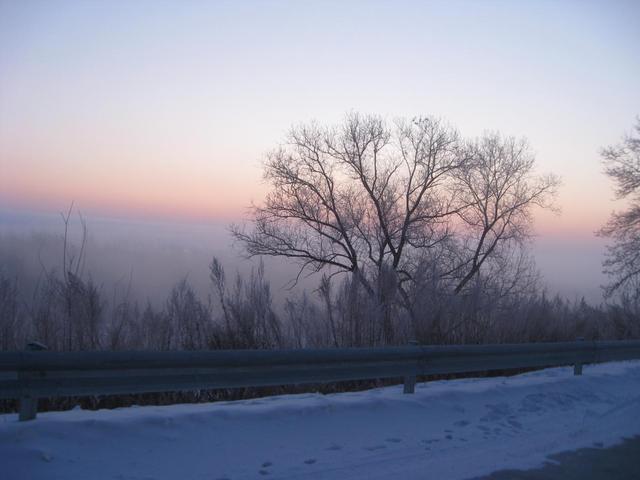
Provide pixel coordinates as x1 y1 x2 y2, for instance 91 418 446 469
1 339 640 421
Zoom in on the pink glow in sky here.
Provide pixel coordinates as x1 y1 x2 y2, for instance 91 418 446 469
1 0 639 300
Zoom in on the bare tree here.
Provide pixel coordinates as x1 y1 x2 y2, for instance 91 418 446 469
233 113 558 325
0 271 21 350
453 133 559 293
166 278 211 350
209 258 282 349
19 204 106 351
599 118 640 297
56 205 103 350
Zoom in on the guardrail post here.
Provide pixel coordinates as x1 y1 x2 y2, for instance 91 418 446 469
18 341 48 422
403 340 418 394
574 337 584 376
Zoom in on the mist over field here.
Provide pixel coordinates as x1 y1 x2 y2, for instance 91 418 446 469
0 209 308 310
0 207 607 310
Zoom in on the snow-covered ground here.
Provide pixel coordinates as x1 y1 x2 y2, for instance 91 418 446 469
2 361 640 480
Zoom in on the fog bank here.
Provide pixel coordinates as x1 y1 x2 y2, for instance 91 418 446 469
0 208 607 306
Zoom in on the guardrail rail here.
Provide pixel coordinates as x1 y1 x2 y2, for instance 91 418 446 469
1 339 640 421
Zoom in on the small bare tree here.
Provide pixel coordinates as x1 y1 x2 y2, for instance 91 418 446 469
21 204 106 351
599 118 640 297
166 278 211 350
0 271 21 350
209 258 282 349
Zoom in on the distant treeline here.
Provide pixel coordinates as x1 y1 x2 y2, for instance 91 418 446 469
1 217 639 354
2 251 639 354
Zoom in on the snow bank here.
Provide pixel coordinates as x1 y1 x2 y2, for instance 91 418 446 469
1 361 640 480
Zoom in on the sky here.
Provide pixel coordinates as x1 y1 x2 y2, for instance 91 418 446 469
1 0 639 301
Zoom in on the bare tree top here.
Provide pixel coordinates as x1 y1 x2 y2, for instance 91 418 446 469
232 112 559 303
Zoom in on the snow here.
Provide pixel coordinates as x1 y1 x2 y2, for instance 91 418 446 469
1 361 640 480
